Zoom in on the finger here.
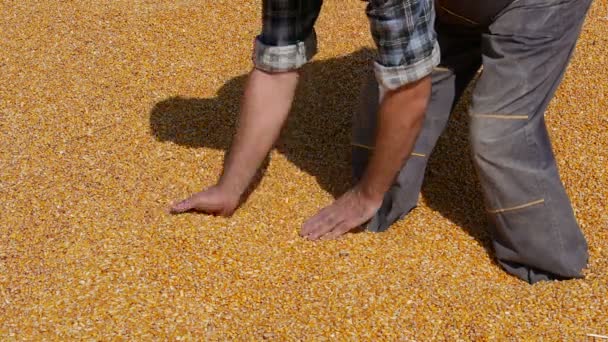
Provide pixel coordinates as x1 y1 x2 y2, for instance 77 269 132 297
305 214 344 241
300 207 332 236
323 221 357 240
308 218 344 241
170 197 197 214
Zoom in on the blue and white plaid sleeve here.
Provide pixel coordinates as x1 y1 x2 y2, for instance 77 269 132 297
253 0 439 85
253 0 323 73
366 0 440 90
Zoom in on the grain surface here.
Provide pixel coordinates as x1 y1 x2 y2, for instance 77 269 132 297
1 0 607 340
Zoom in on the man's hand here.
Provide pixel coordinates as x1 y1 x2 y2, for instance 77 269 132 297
300 187 381 240
170 185 240 216
169 68 299 218
302 75 431 240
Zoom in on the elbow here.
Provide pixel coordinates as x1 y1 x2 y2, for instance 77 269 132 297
382 75 431 127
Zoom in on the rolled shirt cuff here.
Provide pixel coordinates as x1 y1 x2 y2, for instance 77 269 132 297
373 40 440 90
252 31 318 73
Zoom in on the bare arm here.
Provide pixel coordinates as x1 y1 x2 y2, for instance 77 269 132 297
219 69 299 196
301 75 431 239
359 76 431 202
170 68 299 215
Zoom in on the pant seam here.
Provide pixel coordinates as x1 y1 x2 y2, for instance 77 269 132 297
487 198 545 214
526 120 568 275
469 112 529 120
438 5 479 25
351 142 426 157
434 66 451 72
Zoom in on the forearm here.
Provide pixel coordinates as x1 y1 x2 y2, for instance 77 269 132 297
218 68 299 196
358 76 431 202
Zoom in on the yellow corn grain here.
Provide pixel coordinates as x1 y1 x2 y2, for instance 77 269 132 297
0 0 606 340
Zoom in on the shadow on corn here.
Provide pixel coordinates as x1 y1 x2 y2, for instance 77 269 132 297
149 48 491 252
149 49 377 197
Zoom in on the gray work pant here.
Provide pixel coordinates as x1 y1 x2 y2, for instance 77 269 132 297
352 0 592 283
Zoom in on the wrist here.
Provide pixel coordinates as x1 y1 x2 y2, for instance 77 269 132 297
354 180 385 205
216 178 246 200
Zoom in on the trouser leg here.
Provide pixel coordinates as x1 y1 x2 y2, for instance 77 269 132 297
353 68 457 232
469 0 592 283
352 20 482 232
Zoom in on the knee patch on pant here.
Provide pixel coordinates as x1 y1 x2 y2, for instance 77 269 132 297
469 112 542 213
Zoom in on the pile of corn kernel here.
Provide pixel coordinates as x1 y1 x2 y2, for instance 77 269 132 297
1 1 606 339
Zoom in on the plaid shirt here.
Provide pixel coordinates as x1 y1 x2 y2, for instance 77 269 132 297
253 0 440 90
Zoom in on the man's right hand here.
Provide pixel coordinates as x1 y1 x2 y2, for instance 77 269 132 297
169 185 240 216
169 69 300 218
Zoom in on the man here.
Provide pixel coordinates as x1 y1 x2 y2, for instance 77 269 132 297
353 0 591 283
171 0 591 283
171 0 437 239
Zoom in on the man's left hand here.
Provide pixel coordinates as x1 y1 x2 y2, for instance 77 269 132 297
300 187 381 240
